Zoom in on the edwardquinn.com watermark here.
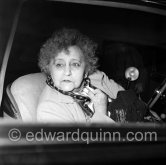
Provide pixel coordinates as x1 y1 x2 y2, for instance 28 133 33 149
8 128 158 144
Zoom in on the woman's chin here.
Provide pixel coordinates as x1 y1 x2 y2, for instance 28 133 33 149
60 85 75 92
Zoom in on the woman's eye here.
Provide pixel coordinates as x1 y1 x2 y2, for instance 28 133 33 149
72 63 80 67
56 63 63 68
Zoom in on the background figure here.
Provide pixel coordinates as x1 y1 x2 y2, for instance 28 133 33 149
103 43 149 102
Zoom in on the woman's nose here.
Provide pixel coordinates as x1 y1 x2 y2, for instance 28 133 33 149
64 66 71 76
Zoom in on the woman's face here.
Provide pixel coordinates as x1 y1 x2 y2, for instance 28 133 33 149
49 46 86 91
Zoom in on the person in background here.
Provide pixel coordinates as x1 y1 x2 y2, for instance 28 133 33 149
99 43 149 122
103 43 148 101
37 28 124 123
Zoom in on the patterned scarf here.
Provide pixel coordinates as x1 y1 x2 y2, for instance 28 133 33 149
46 75 94 117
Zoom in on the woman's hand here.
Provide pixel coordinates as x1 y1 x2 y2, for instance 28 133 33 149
83 87 108 115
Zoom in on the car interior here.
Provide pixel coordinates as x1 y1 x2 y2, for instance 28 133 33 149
1 0 166 122
0 0 166 164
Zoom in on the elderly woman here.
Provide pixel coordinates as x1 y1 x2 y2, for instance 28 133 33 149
37 28 124 123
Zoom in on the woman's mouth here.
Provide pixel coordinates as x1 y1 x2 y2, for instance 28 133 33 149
62 80 72 83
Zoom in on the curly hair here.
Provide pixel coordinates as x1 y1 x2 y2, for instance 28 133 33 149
38 28 99 75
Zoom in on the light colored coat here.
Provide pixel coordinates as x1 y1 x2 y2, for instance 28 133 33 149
37 70 124 123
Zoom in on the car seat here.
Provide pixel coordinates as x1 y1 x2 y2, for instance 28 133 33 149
4 73 46 121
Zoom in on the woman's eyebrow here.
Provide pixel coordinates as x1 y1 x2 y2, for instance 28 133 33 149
54 59 64 62
71 59 81 62
52 59 64 65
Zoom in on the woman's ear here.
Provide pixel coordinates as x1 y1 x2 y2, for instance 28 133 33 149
45 63 51 75
45 67 49 76
84 72 89 78
85 67 90 77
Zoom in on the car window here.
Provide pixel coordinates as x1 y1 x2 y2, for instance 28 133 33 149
1 0 166 119
0 0 166 164
3 0 166 101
